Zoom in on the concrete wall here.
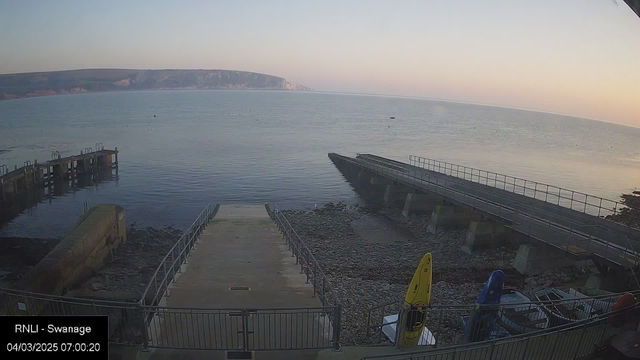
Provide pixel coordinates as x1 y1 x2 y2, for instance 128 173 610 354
14 204 126 295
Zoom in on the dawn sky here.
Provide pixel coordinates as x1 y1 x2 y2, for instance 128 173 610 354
1 0 639 126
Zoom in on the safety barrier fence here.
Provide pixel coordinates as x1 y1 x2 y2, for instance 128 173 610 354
366 290 640 349
362 301 640 360
140 203 219 307
269 203 342 349
0 203 340 351
408 155 620 219
143 306 336 350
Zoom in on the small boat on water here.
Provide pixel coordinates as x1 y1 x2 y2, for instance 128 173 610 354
534 288 597 326
498 289 549 334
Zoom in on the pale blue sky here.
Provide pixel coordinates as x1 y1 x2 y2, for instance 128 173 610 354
1 0 639 125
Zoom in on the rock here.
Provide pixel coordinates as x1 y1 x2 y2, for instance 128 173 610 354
90 282 104 291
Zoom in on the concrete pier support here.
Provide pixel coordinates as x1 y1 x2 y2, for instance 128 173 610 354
383 185 412 207
461 221 507 255
427 205 482 233
584 274 630 293
76 158 90 174
370 176 393 185
512 245 575 275
357 170 373 184
52 162 69 180
402 193 444 217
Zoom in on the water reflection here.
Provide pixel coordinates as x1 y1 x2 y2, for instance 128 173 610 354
0 168 118 226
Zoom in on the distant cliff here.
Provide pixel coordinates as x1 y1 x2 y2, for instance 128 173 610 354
0 69 311 100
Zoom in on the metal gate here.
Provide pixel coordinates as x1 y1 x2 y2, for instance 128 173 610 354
143 306 339 351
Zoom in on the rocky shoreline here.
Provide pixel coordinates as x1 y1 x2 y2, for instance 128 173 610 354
0 226 184 302
282 202 590 346
68 226 183 300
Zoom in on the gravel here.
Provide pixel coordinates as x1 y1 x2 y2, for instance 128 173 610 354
282 202 588 346
71 226 183 299
0 226 184 302
0 237 61 285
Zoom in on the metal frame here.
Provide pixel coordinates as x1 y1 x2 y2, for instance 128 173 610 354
366 290 640 348
140 203 220 308
407 155 621 220
362 302 640 360
270 203 342 350
142 305 337 351
0 287 144 345
0 204 341 352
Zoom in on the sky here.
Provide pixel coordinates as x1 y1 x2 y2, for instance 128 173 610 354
1 0 639 126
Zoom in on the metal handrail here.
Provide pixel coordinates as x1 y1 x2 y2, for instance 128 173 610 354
408 155 622 219
346 154 639 267
271 204 341 307
270 204 342 349
362 300 640 359
366 289 640 346
367 289 640 314
140 203 219 307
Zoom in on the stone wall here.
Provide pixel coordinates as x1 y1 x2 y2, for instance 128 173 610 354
14 204 126 295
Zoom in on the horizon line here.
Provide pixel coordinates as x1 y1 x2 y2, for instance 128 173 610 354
0 66 637 129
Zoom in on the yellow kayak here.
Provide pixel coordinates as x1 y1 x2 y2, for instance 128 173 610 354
400 253 432 346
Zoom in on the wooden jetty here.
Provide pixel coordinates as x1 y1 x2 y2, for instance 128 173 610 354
0 146 118 209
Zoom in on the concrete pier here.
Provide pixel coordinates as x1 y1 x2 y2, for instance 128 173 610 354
383 185 412 207
328 152 640 275
401 193 443 217
427 205 482 234
461 221 507 255
512 244 576 275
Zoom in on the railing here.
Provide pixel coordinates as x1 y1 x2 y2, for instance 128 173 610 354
362 301 640 360
409 155 620 219
343 154 639 268
269 203 342 349
0 204 342 352
0 287 144 345
143 306 336 350
140 203 220 308
366 290 640 348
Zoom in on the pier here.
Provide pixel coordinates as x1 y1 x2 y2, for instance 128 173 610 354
0 146 118 215
329 153 640 285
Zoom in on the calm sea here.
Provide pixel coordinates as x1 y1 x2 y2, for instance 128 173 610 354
1 90 639 238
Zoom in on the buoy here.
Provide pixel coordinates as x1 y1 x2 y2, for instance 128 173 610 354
153 115 156 117
390 116 395 119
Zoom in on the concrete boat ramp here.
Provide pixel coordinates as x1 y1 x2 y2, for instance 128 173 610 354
138 204 339 360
